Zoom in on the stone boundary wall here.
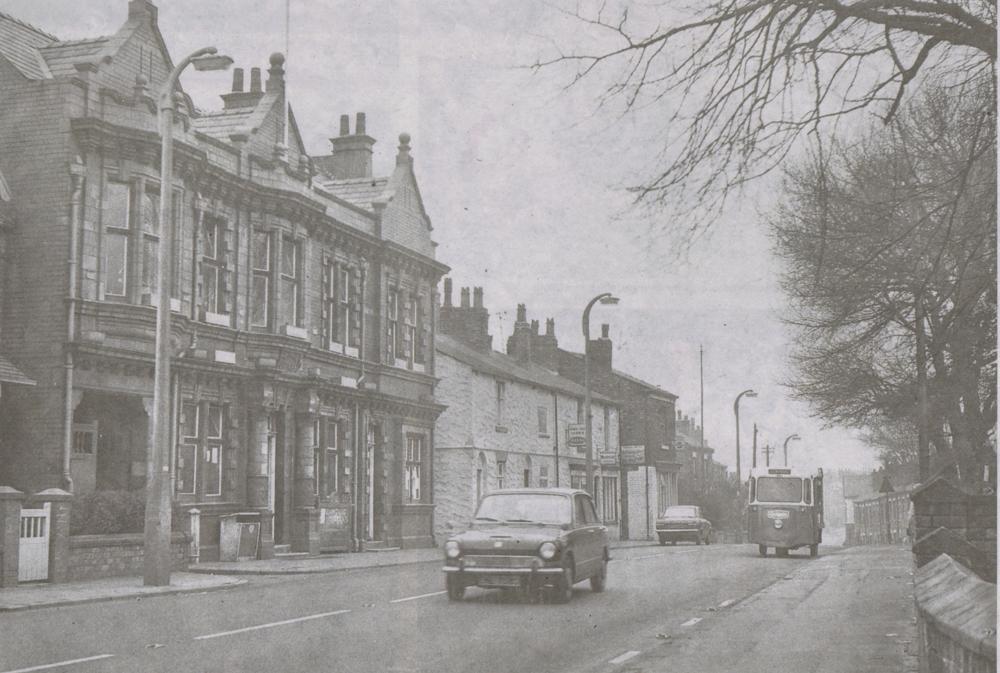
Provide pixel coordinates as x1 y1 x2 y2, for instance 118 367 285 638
67 532 190 582
911 477 996 583
850 488 914 545
914 554 996 673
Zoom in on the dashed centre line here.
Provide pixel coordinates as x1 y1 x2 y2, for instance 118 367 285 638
390 590 447 604
681 617 703 627
194 609 351 640
608 651 642 665
0 654 115 673
718 598 736 608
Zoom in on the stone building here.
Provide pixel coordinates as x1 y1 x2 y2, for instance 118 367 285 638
0 1 447 559
675 410 726 486
434 281 622 542
500 304 680 540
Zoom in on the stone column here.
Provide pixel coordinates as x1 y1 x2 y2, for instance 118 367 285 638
31 488 72 583
0 486 24 587
292 401 319 554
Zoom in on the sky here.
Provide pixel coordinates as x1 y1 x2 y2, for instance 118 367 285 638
4 0 878 473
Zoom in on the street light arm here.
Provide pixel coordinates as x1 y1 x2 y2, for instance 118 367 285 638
582 292 613 340
160 47 220 110
733 388 754 414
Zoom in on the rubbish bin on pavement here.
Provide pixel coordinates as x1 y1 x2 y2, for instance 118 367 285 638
219 512 261 561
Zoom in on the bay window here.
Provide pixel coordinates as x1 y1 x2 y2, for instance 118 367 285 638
251 230 271 327
200 215 231 322
279 235 301 328
102 181 130 297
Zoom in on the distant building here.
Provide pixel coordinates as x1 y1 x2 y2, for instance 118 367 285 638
0 1 447 559
434 282 622 541
674 411 726 487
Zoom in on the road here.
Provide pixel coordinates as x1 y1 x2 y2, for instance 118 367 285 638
0 544 914 673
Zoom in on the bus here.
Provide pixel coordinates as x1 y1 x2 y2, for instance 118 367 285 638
747 467 824 557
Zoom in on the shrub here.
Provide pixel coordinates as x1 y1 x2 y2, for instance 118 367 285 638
71 490 146 535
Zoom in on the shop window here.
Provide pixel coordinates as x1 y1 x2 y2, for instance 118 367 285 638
175 401 224 497
203 404 223 496
319 419 341 497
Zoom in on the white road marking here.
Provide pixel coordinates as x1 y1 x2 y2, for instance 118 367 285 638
1 654 115 673
676 549 698 554
718 599 736 608
608 651 642 664
390 590 447 604
193 609 351 640
681 617 703 627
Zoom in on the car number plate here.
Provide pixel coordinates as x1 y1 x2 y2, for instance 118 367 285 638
479 575 521 588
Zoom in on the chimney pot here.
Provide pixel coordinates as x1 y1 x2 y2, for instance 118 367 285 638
356 112 366 136
339 114 350 137
460 287 470 308
601 323 610 339
249 67 262 93
473 287 483 309
232 68 245 92
443 278 453 307
531 319 539 335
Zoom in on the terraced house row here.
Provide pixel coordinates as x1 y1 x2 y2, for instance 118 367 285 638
0 0 447 559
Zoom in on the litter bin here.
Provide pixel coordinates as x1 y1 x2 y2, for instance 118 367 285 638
219 512 261 561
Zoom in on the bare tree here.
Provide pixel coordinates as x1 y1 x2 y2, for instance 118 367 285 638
772 82 995 491
537 0 995 238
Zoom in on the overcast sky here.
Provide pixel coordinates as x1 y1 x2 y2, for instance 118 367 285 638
6 0 877 473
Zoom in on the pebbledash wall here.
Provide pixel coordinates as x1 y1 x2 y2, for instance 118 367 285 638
0 0 448 568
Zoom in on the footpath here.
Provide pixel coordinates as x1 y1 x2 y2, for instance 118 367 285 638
0 538 660 611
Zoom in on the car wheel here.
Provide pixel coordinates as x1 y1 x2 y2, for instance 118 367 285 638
590 553 608 593
696 536 702 546
658 536 666 546
553 559 575 604
671 540 677 546
776 547 789 558
809 544 818 558
705 532 711 545
446 575 465 602
758 544 767 557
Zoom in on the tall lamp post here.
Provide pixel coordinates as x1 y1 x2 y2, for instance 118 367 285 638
732 389 757 495
583 292 619 496
783 434 801 467
145 47 233 587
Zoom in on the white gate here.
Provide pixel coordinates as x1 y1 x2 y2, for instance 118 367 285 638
18 502 50 582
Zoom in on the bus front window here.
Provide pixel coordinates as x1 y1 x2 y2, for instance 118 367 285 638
756 477 803 503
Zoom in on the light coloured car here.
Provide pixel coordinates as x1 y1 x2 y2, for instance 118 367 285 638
655 505 712 545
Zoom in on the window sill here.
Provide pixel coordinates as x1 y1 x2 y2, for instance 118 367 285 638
538 433 550 439
213 349 236 364
283 324 308 340
202 311 231 327
394 358 409 369
494 425 509 434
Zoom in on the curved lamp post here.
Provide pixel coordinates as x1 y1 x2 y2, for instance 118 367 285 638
146 47 233 587
783 433 801 467
733 389 757 495
583 292 619 496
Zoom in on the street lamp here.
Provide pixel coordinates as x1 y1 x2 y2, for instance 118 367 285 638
783 433 801 467
145 47 232 587
733 389 757 495
583 292 619 496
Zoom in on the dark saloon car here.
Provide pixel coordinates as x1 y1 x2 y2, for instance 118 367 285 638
655 505 712 545
442 488 609 603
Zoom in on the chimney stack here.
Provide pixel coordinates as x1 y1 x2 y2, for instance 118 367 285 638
232 68 245 92
587 323 613 375
516 304 527 324
324 112 375 179
601 323 610 339
439 279 492 352
128 0 157 22
249 67 262 93
443 278 453 307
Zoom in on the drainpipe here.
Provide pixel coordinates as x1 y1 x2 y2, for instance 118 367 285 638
553 393 559 487
62 159 86 493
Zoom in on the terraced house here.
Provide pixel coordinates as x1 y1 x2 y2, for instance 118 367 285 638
0 0 447 561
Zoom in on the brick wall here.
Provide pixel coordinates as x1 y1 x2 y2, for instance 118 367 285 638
911 477 997 582
67 532 189 582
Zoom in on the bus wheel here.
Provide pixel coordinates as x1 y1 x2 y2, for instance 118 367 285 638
758 545 767 557
809 544 818 558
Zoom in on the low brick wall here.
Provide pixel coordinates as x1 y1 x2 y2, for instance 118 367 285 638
915 554 996 673
68 532 190 582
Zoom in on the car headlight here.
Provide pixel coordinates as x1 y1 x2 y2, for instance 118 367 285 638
773 520 783 529
539 542 557 560
445 541 461 558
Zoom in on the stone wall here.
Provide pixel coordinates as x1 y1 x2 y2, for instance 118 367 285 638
914 554 996 673
911 477 996 583
67 532 189 582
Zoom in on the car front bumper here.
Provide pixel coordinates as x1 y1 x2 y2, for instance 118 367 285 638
442 566 564 575
656 528 702 540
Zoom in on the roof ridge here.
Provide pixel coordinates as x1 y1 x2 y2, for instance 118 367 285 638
43 35 110 48
0 11 59 42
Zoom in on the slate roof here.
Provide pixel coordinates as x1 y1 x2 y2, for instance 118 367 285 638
437 335 618 406
560 350 677 400
0 355 35 386
39 37 110 77
192 107 259 141
319 176 390 212
0 12 57 79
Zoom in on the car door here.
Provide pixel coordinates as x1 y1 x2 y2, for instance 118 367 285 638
573 494 601 577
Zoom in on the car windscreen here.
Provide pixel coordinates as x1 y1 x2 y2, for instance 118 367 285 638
474 493 571 525
662 506 698 518
756 477 803 503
